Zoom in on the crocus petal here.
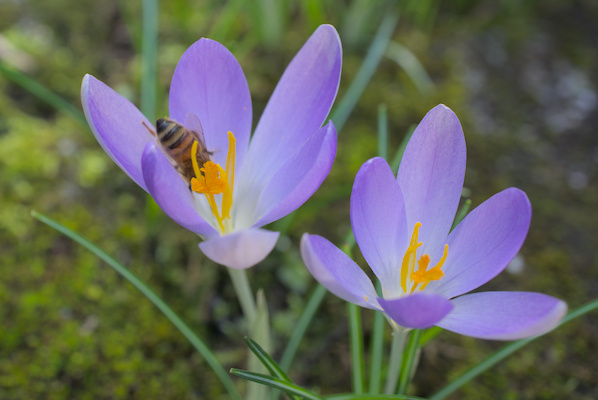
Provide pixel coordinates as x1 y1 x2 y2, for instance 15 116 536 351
397 105 466 254
430 188 532 299
243 24 342 185
250 122 337 228
350 157 408 285
436 292 567 340
169 38 252 169
198 228 280 269
141 142 217 237
378 292 454 329
82 74 154 191
301 234 378 309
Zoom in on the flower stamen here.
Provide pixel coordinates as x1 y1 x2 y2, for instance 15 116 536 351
400 222 448 294
190 132 236 233
400 222 423 292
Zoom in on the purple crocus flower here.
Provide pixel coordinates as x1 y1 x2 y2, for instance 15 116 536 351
82 25 341 270
301 105 567 340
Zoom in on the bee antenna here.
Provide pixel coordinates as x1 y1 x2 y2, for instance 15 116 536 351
142 121 156 136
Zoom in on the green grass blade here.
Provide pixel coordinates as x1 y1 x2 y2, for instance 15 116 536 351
429 298 598 400
368 309 386 394
331 13 398 132
31 211 242 400
378 103 388 161
140 0 158 119
348 303 366 394
0 59 88 129
247 290 272 400
279 283 328 372
450 199 471 231
419 326 442 347
208 0 246 40
327 393 426 400
396 329 421 395
343 229 365 393
245 337 301 400
230 369 325 400
390 125 416 173
279 230 359 374
384 41 434 94
245 337 293 382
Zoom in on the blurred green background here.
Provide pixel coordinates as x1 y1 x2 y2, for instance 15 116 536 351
1 0 597 399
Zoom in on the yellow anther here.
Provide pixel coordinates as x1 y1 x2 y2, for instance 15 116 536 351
189 133 236 234
401 222 422 292
400 223 448 294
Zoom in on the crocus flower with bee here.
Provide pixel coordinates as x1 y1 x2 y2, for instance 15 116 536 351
82 25 341 270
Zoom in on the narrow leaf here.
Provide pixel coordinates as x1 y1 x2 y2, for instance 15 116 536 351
378 103 388 160
450 199 471 231
279 283 328 372
396 329 421 395
231 369 325 400
248 289 272 400
384 41 434 94
31 211 242 400
331 13 399 131
245 337 292 382
419 326 442 347
245 336 301 400
140 0 158 119
348 303 366 394
368 308 386 394
0 60 88 129
390 125 416 173
327 393 426 400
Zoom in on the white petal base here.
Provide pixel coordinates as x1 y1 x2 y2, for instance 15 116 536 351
199 229 280 269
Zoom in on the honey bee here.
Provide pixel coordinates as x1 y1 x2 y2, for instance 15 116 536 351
144 116 213 182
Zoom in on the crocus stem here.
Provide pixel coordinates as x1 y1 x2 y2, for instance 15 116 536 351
227 268 272 400
383 326 409 394
368 309 386 394
397 328 422 394
227 268 257 326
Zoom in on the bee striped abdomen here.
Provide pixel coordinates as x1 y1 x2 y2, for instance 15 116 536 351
155 117 212 183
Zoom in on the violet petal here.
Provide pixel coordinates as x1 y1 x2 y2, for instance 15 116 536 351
199 228 280 269
436 291 567 340
378 292 454 329
301 234 378 309
242 25 341 186
251 122 337 228
141 142 217 237
397 104 466 254
169 38 252 169
82 74 154 191
428 188 532 298
350 157 408 285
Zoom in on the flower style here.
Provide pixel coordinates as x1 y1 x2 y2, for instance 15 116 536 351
301 105 567 340
82 25 341 269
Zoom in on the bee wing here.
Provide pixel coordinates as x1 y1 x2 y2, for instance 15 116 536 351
184 113 206 144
